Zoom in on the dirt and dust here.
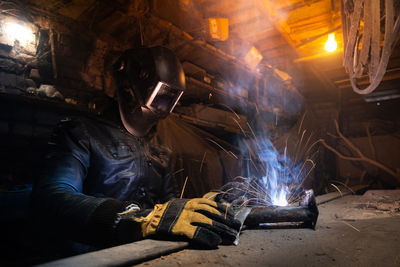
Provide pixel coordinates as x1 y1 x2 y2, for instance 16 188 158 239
136 190 400 267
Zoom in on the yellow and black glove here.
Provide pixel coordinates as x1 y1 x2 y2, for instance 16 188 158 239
203 181 250 207
123 198 241 248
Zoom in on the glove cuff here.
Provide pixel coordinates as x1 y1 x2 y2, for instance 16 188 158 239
86 199 138 247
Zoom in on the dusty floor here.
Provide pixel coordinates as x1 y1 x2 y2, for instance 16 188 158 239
136 191 400 267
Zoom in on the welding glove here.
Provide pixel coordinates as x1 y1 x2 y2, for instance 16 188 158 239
123 198 241 247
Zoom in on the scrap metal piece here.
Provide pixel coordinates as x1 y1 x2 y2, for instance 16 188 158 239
244 189 319 229
232 206 252 245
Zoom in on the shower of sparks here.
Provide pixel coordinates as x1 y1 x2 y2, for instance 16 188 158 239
215 113 319 208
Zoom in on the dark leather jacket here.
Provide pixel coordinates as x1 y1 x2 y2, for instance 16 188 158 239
32 115 176 246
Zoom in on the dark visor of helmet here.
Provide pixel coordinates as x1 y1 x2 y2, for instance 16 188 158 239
145 81 183 113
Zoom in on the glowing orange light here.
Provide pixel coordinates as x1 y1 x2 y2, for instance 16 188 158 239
208 18 229 41
244 46 263 69
325 33 337 52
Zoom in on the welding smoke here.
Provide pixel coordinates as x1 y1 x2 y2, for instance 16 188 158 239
207 0 305 206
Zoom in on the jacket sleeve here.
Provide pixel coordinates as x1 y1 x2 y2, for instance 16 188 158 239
32 118 137 247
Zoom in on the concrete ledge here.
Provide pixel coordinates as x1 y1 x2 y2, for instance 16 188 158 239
36 240 189 267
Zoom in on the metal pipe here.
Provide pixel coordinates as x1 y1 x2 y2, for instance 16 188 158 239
244 189 319 229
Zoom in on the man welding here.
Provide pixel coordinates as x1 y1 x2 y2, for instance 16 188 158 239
32 46 240 251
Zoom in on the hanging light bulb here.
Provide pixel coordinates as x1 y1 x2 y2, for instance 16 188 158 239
325 33 337 52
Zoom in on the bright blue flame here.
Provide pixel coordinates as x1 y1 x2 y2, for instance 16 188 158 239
241 132 303 207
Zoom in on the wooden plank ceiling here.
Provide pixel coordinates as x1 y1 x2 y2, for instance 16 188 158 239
23 0 400 123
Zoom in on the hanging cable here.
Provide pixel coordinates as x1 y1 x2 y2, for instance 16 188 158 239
341 0 400 95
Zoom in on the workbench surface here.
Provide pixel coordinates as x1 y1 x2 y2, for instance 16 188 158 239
40 190 400 267
138 191 400 267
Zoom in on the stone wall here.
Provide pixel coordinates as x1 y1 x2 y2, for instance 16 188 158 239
0 12 114 190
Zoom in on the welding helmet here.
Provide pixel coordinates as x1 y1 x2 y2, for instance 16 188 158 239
114 46 185 137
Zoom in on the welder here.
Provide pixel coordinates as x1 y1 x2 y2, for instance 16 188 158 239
31 46 240 253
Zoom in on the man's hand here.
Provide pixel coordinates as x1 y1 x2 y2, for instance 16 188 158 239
127 198 241 248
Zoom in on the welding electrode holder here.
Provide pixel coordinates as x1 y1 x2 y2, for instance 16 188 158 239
244 189 319 229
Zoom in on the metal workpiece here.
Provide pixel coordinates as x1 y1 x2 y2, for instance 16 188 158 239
244 189 319 229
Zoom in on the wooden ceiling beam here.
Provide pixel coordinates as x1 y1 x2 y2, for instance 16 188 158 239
230 14 265 30
236 27 277 44
227 5 259 19
256 36 289 51
335 68 400 89
200 0 253 16
285 0 331 25
146 14 262 79
230 18 272 38
289 13 333 31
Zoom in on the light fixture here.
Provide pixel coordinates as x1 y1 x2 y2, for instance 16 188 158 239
4 22 34 45
208 18 229 41
325 33 337 52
